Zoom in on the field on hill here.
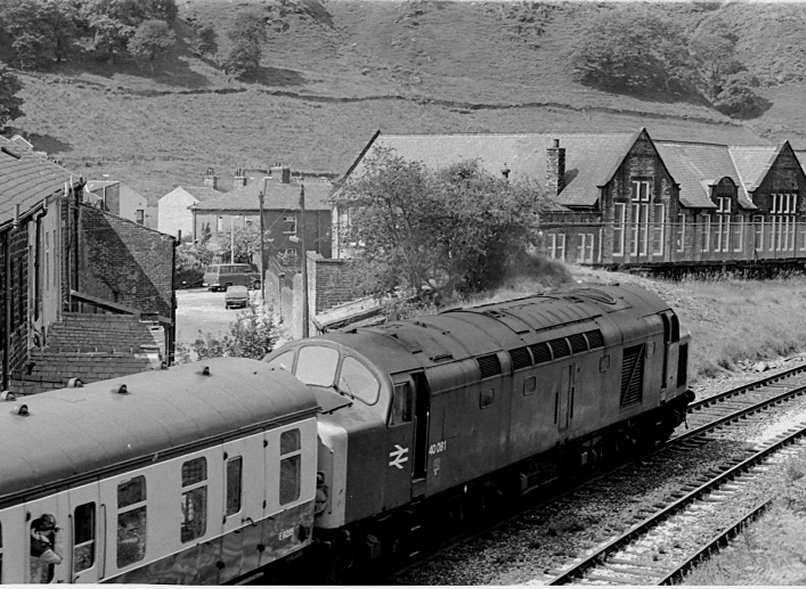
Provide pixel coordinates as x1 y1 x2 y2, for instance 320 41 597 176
7 0 806 211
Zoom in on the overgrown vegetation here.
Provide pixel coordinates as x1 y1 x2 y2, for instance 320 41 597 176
177 301 278 361
569 6 764 117
334 148 549 301
0 63 23 128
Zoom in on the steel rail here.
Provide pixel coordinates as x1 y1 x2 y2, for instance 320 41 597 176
547 423 806 585
688 362 806 413
657 498 774 585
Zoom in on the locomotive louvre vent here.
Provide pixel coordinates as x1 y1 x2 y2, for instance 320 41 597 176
585 329 605 349
567 333 588 354
530 342 551 364
549 337 571 359
509 347 532 370
477 354 502 378
620 344 645 407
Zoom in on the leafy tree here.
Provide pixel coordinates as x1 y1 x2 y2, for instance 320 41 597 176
334 148 546 300
221 7 266 80
569 8 693 94
713 71 764 118
0 0 57 69
0 63 24 128
84 12 135 63
186 302 278 360
690 25 746 101
190 22 216 57
224 222 267 266
129 19 175 69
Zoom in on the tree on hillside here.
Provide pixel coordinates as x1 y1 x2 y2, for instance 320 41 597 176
221 7 267 81
569 8 694 94
190 22 216 57
129 19 175 69
0 0 59 69
0 63 25 129
333 148 547 300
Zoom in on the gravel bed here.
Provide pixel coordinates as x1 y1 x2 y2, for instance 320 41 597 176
395 363 806 586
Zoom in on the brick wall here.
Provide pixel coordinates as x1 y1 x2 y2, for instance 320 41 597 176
78 204 175 318
1 223 30 386
309 254 362 313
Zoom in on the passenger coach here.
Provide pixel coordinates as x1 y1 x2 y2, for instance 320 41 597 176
0 358 318 585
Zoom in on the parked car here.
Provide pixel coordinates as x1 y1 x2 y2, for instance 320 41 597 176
224 285 250 309
203 263 261 292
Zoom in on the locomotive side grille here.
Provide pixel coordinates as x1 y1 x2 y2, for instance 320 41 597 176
585 329 604 349
477 354 502 378
620 345 644 407
549 337 570 359
509 347 532 370
530 342 551 364
567 333 588 354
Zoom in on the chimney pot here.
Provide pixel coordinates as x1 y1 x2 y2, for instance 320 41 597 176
546 139 566 196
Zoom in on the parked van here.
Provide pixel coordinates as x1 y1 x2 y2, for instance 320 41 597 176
202 263 261 291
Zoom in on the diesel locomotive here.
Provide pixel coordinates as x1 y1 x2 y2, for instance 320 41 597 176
0 283 693 584
264 282 694 571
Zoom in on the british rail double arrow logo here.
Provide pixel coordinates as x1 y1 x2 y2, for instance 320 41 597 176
388 444 409 469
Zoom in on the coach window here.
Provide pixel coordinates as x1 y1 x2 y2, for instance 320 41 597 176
117 475 147 568
226 457 243 517
280 430 301 505
295 346 340 387
390 382 412 425
181 458 208 543
338 357 380 405
73 503 96 573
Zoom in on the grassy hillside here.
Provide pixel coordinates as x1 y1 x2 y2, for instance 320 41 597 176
8 0 806 213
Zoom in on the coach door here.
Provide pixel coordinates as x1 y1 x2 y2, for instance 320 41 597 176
386 372 430 505
67 483 102 583
24 493 70 584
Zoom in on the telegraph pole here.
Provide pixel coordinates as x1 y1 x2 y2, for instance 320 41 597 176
299 183 309 337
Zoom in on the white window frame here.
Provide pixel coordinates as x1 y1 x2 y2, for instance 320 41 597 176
732 217 744 252
675 213 686 253
652 203 665 256
715 197 731 253
753 215 765 253
577 233 595 263
282 215 298 235
613 203 626 257
700 214 711 252
547 233 566 261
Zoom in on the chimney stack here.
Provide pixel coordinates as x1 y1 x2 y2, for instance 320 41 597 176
546 138 566 196
270 164 292 184
203 167 218 190
233 167 247 188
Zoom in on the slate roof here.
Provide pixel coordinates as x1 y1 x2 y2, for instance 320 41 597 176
86 180 119 191
654 141 747 210
179 185 225 202
192 178 333 212
728 145 780 194
344 131 642 208
0 135 81 229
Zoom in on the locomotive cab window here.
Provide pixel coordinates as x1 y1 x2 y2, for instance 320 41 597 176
295 345 340 387
339 357 380 404
390 382 412 426
73 503 96 573
181 457 208 543
117 475 147 568
280 429 302 505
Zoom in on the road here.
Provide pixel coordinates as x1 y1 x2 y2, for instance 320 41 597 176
175 287 260 347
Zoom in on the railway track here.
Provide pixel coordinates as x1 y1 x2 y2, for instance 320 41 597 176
389 361 806 585
544 424 806 585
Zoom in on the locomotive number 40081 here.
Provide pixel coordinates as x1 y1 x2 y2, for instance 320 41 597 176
428 440 447 455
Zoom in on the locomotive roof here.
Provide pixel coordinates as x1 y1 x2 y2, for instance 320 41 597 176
322 283 671 372
0 358 318 501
